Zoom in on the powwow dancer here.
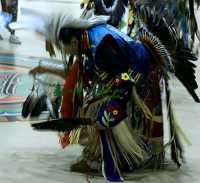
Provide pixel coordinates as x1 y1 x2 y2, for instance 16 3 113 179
10 7 199 182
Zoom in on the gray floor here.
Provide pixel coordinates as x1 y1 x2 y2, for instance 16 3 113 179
0 0 200 182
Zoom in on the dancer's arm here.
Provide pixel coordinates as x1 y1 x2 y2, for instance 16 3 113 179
29 66 66 79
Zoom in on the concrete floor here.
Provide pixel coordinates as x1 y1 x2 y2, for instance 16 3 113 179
0 0 200 183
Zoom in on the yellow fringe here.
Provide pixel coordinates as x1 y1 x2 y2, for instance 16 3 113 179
80 0 90 4
163 87 191 148
69 128 82 144
132 87 153 120
112 120 145 163
168 108 191 146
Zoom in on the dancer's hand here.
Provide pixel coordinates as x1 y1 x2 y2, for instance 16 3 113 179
29 66 65 78
29 66 47 75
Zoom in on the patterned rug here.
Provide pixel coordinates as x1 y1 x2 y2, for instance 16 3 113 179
0 54 63 122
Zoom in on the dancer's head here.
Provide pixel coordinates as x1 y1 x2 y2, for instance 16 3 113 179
58 27 82 55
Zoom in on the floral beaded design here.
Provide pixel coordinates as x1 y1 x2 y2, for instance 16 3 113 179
98 101 126 128
121 73 130 80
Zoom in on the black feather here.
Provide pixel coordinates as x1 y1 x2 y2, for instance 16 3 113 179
22 93 36 118
30 95 48 117
31 118 91 131
166 81 183 167
131 0 200 48
134 8 200 102
174 40 200 102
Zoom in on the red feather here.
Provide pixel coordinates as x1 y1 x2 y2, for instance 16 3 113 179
60 61 79 148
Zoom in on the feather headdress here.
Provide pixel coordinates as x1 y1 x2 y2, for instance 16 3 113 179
9 8 109 45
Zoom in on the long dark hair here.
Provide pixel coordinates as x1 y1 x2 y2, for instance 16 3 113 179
59 27 83 58
59 27 82 45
